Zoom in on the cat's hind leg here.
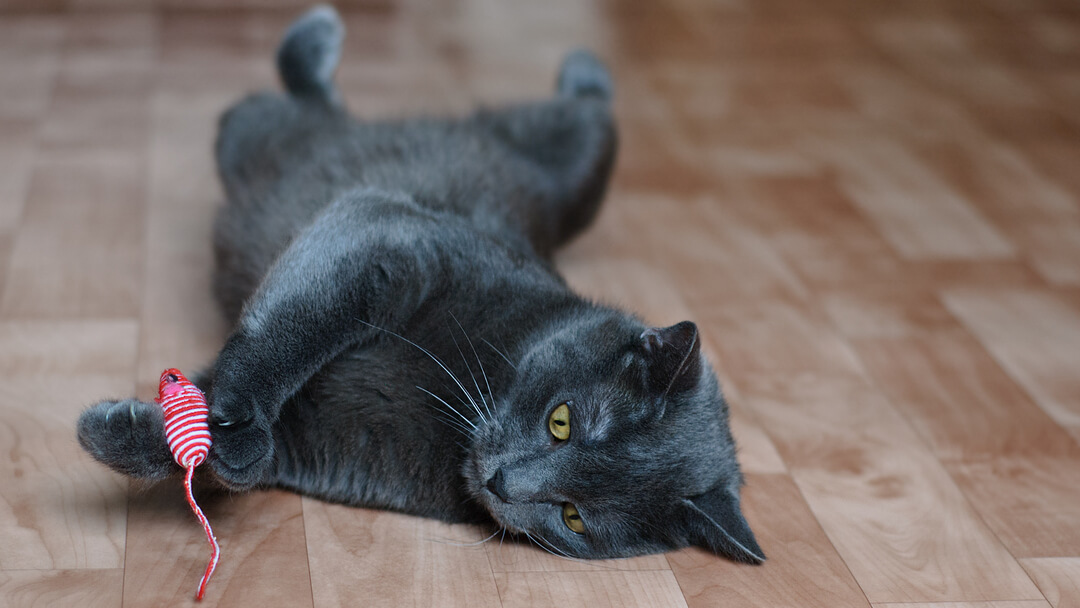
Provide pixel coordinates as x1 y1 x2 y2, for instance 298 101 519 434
473 51 618 255
215 3 345 192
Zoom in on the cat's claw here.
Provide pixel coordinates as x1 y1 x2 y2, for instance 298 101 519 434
77 399 177 480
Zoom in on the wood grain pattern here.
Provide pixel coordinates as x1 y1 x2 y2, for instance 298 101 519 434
134 64 234 397
303 500 501 608
854 331 1080 557
0 321 137 571
668 474 870 608
697 300 1041 602
0 569 124 608
123 485 313 607
811 139 1015 260
739 376 1042 603
944 290 1080 444
494 570 689 608
0 16 64 122
1020 558 1080 608
0 120 38 235
0 156 145 319
871 603 1051 608
38 12 154 159
2 0 1080 606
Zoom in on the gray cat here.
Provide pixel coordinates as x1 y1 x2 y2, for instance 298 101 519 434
77 5 764 563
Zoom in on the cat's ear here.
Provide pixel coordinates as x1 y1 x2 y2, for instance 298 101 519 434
640 321 702 398
679 485 765 564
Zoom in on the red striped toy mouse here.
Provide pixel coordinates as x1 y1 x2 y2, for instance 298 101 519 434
156 368 219 601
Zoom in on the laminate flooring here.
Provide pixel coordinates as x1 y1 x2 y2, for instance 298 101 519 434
1 0 1078 606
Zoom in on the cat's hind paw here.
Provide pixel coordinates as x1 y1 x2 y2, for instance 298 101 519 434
557 50 613 101
77 399 179 480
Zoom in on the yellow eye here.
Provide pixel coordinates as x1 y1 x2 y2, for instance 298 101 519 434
562 503 585 534
548 403 571 441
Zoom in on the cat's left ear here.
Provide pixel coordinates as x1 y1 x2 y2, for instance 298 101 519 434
640 321 702 398
679 485 765 564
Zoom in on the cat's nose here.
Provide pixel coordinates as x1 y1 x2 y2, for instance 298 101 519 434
486 468 510 503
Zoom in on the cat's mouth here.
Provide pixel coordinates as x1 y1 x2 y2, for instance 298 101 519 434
465 454 526 530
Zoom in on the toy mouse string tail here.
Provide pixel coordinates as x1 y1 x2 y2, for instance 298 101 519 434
183 464 220 601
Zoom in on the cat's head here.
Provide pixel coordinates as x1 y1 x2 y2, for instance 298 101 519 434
464 312 764 563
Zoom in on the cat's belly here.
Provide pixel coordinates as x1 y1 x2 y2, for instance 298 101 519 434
267 345 492 524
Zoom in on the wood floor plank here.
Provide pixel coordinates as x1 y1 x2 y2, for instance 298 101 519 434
0 569 124 608
821 286 957 338
0 156 145 320
495 570 689 608
0 119 39 236
853 330 1077 462
668 473 870 608
916 139 1080 287
134 78 232 397
123 486 312 607
576 192 809 308
728 175 909 292
871 603 1051 608
485 536 669 574
1016 140 1080 204
742 376 1042 603
38 12 155 159
0 15 64 121
854 331 1080 557
0 321 137 571
1006 219 1080 287
915 139 1079 224
303 500 501 608
695 300 865 383
697 302 1042 603
1020 558 1080 608
944 289 1080 444
729 176 1042 293
809 138 1015 260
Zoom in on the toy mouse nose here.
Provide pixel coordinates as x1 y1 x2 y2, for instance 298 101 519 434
486 468 509 503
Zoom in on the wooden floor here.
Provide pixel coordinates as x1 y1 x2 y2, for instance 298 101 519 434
1 0 1080 606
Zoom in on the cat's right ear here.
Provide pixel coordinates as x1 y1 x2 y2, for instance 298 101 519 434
639 321 702 399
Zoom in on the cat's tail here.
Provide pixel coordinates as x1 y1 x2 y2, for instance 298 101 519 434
277 4 345 104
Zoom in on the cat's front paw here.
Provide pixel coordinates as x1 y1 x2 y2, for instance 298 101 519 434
77 399 178 480
207 388 275 489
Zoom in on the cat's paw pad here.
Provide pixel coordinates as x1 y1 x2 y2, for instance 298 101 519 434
77 399 177 479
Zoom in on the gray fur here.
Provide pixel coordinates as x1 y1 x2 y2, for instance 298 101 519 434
76 5 763 563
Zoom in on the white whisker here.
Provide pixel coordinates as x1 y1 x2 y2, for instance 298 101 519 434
445 322 490 424
524 531 619 569
426 410 475 437
416 386 477 431
482 338 517 371
449 312 497 419
427 527 502 548
356 318 487 427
